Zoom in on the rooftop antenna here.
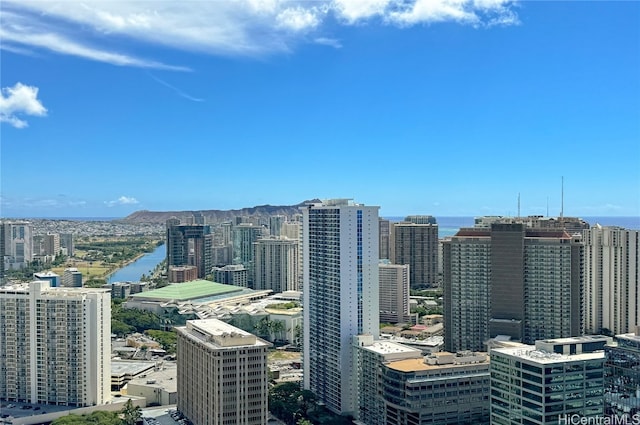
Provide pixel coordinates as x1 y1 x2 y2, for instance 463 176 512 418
517 193 521 218
546 197 549 217
560 176 564 219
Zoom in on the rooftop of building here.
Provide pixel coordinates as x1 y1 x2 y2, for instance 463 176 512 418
538 335 611 344
491 346 606 364
363 340 422 356
387 351 489 372
126 361 177 393
130 280 243 301
111 360 156 377
0 280 110 295
177 318 271 349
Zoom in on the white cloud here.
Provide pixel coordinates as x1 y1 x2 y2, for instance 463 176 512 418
105 196 140 207
332 0 392 23
276 7 322 31
1 1 519 68
0 82 47 128
314 37 343 49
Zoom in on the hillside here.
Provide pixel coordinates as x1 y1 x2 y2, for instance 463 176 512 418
119 200 320 224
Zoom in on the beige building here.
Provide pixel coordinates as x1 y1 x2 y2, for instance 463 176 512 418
253 237 299 293
0 281 111 407
176 319 271 425
379 262 411 324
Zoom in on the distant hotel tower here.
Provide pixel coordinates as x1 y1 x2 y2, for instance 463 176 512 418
176 319 270 425
583 225 639 335
391 216 439 289
302 199 380 416
253 237 299 293
166 218 213 279
379 262 411 324
0 281 111 406
443 221 584 352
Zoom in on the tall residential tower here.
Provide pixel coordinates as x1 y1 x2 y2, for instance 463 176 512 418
302 199 380 416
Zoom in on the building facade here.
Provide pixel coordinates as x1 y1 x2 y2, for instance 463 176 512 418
62 267 83 287
2 220 33 271
232 223 264 287
302 199 380 416
0 281 111 406
379 218 390 260
353 335 423 425
379 262 411 324
176 319 270 425
490 337 607 425
253 237 299 293
382 350 491 425
212 264 248 288
583 225 639 335
604 330 640 416
391 221 439 289
443 222 584 352
166 219 213 279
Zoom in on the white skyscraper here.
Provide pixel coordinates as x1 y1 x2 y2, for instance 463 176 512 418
0 280 111 406
302 199 379 416
583 225 639 335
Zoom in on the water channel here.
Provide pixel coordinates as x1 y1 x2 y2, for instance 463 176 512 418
107 243 165 283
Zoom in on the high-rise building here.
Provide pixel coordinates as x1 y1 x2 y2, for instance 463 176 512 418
1 220 33 271
176 319 270 425
302 199 379 416
353 335 423 425
62 267 83 287
604 329 640 415
490 336 607 425
253 237 299 293
44 233 61 256
269 215 286 237
166 219 213 279
583 225 639 335
405 215 437 225
443 222 584 352
0 280 111 406
212 264 248 288
391 221 439 289
379 218 390 260
232 223 264 287
60 233 74 257
383 350 491 425
379 261 411 324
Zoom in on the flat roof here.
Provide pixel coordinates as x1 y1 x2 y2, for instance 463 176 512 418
387 355 490 373
491 347 605 364
364 341 421 356
111 360 156 376
130 280 243 301
127 362 178 393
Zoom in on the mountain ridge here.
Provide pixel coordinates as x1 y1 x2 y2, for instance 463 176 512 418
119 200 321 224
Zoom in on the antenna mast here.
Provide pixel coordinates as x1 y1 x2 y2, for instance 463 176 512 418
560 176 564 218
518 193 521 218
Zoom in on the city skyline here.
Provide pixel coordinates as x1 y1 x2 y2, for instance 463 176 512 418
1 1 639 219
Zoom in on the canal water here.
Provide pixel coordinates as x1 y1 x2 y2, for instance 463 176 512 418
108 243 165 283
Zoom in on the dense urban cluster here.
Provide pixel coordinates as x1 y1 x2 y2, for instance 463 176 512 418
0 200 638 425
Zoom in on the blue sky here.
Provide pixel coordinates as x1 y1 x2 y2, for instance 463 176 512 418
1 0 638 219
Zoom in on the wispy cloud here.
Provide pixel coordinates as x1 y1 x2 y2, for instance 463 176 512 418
105 196 139 207
0 82 47 128
147 73 204 102
314 37 343 49
1 1 519 68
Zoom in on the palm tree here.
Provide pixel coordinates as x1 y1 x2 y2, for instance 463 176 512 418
271 320 285 342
